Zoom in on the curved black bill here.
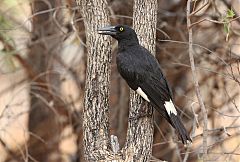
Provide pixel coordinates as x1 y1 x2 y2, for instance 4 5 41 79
97 26 117 36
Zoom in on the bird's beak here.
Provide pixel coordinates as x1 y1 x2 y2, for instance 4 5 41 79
97 26 117 36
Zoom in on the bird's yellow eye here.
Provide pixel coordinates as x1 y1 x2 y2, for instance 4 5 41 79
119 27 124 32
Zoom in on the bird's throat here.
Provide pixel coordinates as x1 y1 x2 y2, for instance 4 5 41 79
118 39 139 51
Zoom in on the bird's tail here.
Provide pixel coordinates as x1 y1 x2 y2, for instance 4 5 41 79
169 113 192 145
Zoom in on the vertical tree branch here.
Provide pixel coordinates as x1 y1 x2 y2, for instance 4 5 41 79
75 0 112 161
124 0 157 161
186 0 208 161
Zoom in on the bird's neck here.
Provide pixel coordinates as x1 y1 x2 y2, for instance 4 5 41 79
118 39 139 51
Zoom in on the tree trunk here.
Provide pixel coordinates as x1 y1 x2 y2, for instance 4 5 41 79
75 0 112 161
26 1 67 161
123 0 157 161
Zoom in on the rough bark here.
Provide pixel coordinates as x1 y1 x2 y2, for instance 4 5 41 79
75 0 157 161
26 1 67 161
123 0 157 161
75 0 112 161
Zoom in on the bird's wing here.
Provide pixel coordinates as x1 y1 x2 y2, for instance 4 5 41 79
144 72 172 101
138 72 174 118
138 72 192 144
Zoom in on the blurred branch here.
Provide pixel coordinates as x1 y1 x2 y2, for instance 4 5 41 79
0 5 79 31
192 125 240 139
187 0 208 161
159 39 240 60
188 16 240 29
189 0 210 17
0 138 20 161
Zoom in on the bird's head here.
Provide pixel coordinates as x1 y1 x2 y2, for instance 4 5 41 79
98 25 138 43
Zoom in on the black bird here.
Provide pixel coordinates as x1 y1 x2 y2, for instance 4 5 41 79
98 25 191 145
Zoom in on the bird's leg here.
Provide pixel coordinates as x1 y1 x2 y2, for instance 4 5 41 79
129 101 153 121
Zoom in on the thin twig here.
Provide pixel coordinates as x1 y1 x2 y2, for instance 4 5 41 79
189 0 210 17
188 16 240 29
187 0 208 161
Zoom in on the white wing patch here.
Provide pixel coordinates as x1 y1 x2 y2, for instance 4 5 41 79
164 99 177 115
136 87 150 102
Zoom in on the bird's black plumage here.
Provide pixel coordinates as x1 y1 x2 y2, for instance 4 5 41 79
98 24 192 145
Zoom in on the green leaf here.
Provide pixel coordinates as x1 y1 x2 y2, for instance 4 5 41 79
226 8 235 18
223 23 229 33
